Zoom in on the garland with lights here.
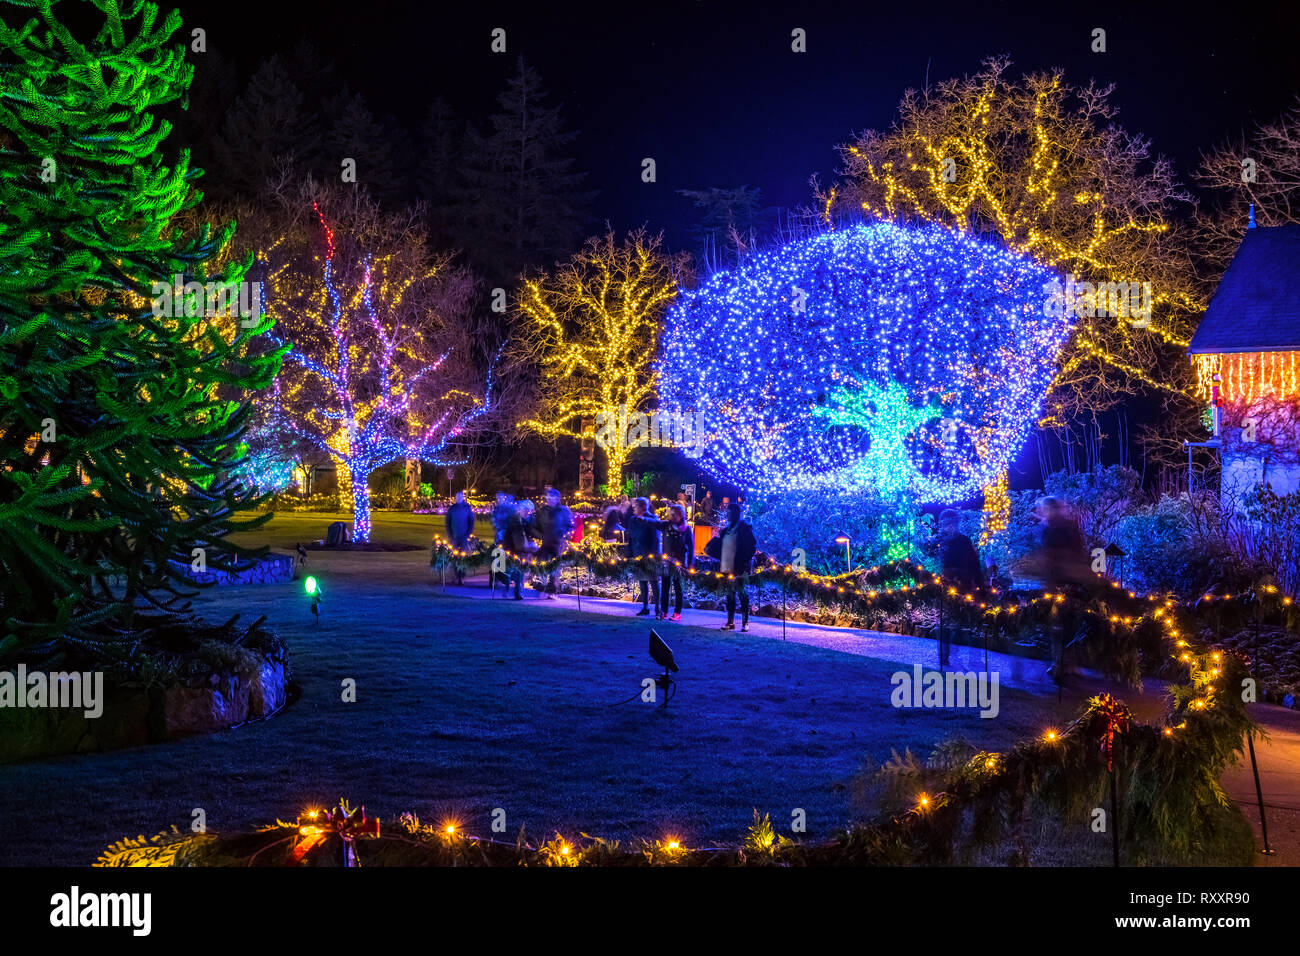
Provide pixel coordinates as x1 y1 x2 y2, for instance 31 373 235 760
431 539 1297 659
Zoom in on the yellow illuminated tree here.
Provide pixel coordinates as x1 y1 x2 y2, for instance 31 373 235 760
820 57 1203 443
513 227 688 490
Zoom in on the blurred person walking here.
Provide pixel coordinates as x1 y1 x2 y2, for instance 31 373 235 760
444 491 475 584
1035 496 1091 683
935 509 982 665
504 499 537 600
491 491 516 588
532 487 574 599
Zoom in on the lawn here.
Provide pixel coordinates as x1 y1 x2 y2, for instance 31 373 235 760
0 512 1247 865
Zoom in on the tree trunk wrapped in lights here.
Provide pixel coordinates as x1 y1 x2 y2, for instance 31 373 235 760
256 188 493 542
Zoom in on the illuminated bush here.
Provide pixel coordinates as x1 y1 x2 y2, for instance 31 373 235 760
658 221 1069 504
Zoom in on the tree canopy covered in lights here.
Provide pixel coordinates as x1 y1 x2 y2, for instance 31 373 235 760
657 221 1070 506
258 191 491 541
513 227 688 489
821 56 1203 427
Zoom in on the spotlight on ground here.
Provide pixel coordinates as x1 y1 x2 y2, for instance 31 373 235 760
305 575 321 622
649 629 677 708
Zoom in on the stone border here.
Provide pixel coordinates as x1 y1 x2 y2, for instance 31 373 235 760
0 651 289 764
169 553 295 586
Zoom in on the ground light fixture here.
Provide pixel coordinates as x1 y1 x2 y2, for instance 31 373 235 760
305 575 321 623
833 532 852 571
1104 541 1127 588
649 629 678 709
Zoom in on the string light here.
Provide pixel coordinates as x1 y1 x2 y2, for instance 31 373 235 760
1197 351 1300 404
829 68 1202 417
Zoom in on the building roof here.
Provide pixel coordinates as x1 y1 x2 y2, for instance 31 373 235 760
1188 224 1300 355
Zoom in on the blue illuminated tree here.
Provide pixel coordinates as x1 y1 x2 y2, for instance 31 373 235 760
658 221 1070 518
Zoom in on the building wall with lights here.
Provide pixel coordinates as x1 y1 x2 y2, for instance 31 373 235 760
1188 224 1300 503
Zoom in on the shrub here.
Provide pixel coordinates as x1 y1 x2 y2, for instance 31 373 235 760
982 489 1044 574
746 488 923 574
1044 465 1142 549
1234 483 1300 597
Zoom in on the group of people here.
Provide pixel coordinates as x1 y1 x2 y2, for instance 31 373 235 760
452 486 1094 672
600 497 757 629
442 487 575 596
443 488 760 631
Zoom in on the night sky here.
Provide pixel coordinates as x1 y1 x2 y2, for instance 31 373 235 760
193 0 1300 250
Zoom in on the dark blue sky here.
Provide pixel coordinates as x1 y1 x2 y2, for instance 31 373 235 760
195 0 1300 251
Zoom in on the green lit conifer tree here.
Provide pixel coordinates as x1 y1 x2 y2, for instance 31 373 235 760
0 0 282 652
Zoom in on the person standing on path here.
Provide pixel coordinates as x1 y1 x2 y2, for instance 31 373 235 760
659 504 693 621
935 508 983 666
504 499 536 600
624 497 669 617
532 487 574 599
491 491 516 588
444 491 475 585
717 502 757 632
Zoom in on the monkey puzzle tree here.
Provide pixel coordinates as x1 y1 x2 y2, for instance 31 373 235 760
0 0 281 650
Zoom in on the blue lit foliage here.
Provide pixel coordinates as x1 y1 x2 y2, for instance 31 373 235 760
658 222 1070 502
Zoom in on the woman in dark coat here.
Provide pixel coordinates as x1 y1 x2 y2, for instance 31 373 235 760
658 504 693 620
443 491 475 584
600 503 626 542
489 492 516 587
503 500 536 600
623 497 669 617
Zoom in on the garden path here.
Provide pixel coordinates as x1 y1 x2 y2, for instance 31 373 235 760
449 570 1300 864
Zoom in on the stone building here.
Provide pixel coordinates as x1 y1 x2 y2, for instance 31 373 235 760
1188 222 1300 505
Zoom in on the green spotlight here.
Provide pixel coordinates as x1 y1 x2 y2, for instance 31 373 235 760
305 575 321 621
